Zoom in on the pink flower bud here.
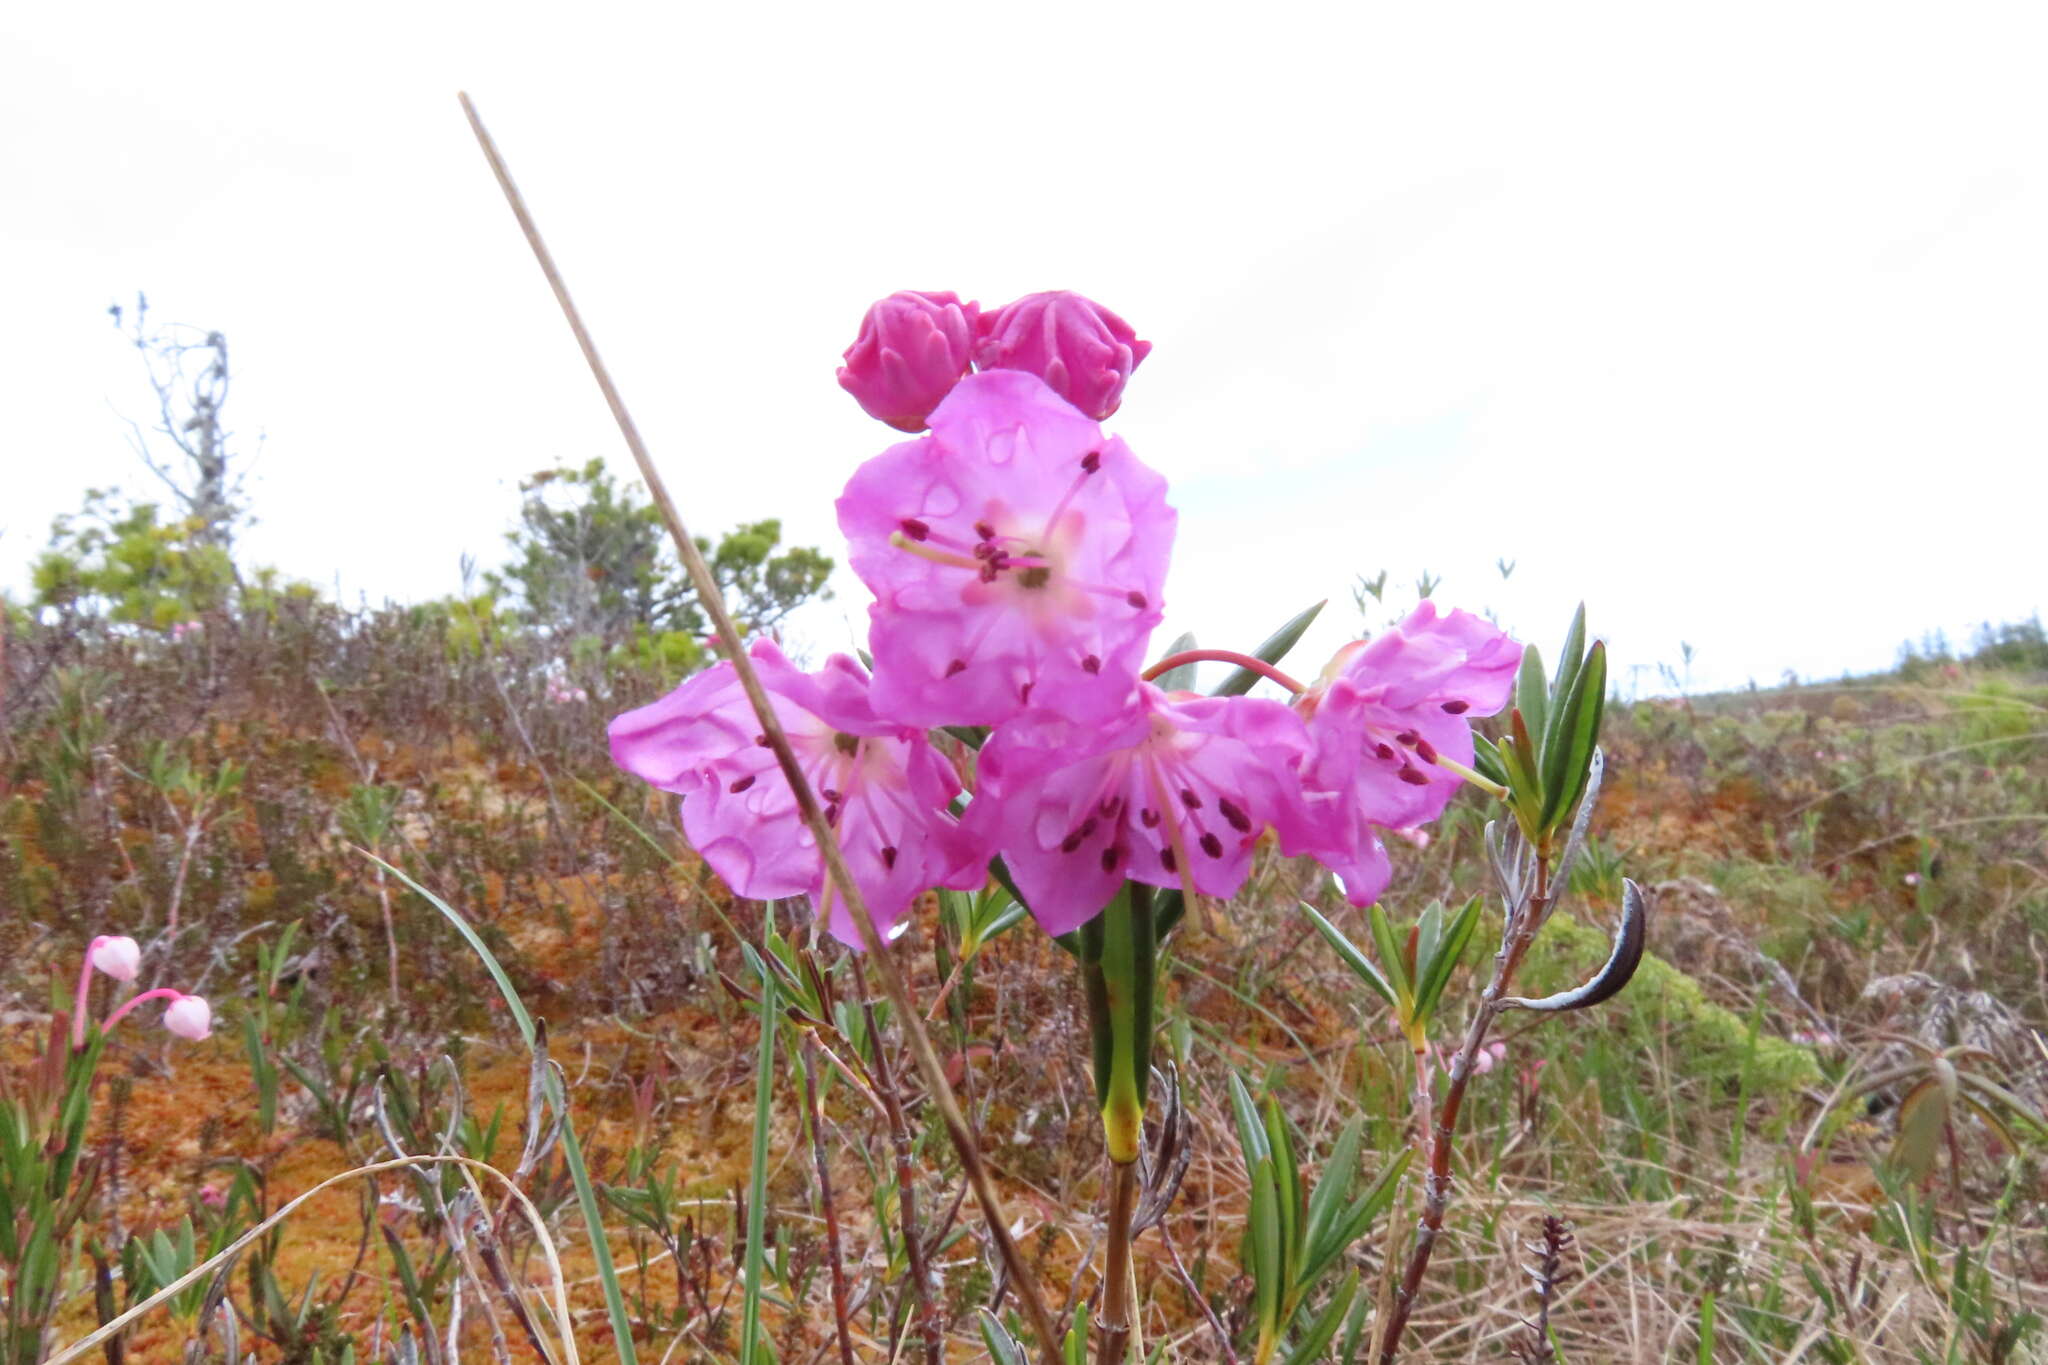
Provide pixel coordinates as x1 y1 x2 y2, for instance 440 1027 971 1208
89 935 142 982
973 291 1151 420
199 1183 227 1209
836 290 980 432
163 994 212 1041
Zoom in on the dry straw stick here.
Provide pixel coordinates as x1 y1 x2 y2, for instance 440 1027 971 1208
457 93 1067 1360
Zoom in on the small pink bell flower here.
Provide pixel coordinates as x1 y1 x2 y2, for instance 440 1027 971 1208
837 290 981 432
973 291 1151 421
96 988 214 1044
163 994 213 1041
89 934 141 982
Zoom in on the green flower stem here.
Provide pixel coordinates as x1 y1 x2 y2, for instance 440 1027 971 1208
1082 883 1157 1364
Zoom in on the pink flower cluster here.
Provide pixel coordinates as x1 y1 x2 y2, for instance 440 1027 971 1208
612 292 1520 946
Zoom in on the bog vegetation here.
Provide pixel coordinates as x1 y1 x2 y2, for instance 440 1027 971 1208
2 305 2045 1365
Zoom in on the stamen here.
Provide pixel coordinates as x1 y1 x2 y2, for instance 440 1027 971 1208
1395 730 1420 747
899 518 930 541
1217 797 1251 833
1061 830 1085 853
729 774 756 793
1375 743 1397 761
1179 789 1202 810
1126 590 1148 610
1080 450 1101 473
1398 766 1430 786
1100 845 1122 873
1140 807 1160 828
975 519 997 541
1160 847 1176 872
821 787 842 803
945 658 968 677
1082 654 1101 674
889 530 985 571
833 734 860 756
1441 699 1470 714
1199 832 1224 858
1414 737 1440 764
1098 795 1123 820
881 845 898 869
753 733 768 747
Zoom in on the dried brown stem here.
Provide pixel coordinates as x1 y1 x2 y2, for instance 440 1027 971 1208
1096 1158 1141 1363
457 91 1063 1361
863 983 943 1363
801 1038 858 1365
1377 855 1552 1365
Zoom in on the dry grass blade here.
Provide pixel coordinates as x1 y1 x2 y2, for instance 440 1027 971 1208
454 90 1065 1360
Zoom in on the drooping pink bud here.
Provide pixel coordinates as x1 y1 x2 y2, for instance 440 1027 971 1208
836 290 981 432
973 291 1151 420
163 994 213 1041
88 935 141 982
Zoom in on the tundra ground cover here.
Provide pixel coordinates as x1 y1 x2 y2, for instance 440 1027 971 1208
3 599 2043 1362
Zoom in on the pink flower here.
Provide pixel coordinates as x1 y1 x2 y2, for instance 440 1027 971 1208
169 620 201 641
163 994 212 1040
1296 602 1521 905
966 683 1316 935
199 1183 227 1209
837 371 1174 728
99 988 212 1043
1472 1040 1508 1075
973 292 1151 421
89 934 141 982
837 290 981 432
608 639 988 948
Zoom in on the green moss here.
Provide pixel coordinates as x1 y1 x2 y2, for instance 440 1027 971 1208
1521 911 1823 1099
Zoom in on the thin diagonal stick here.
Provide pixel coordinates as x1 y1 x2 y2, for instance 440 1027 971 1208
457 91 1066 1362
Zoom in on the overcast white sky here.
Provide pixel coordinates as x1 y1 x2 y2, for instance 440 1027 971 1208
4 2 2042 695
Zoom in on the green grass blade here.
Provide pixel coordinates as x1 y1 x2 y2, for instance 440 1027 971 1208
738 962 777 1365
369 849 641 1364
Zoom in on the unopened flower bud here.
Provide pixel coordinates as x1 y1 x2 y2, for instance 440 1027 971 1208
836 290 980 432
973 291 1151 420
89 935 142 982
163 994 212 1041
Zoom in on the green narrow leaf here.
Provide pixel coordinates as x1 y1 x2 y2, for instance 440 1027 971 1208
1367 904 1414 1010
1470 733 1509 787
1249 1159 1283 1340
1262 1098 1302 1288
1154 630 1200 692
1550 604 1587 699
1300 1118 1364 1267
1282 1271 1359 1365
977 1309 1029 1365
1229 1073 1271 1171
738 964 777 1365
1301 903 1397 1007
1410 896 1484 1022
1538 640 1607 831
1514 645 1549 756
1214 599 1328 697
